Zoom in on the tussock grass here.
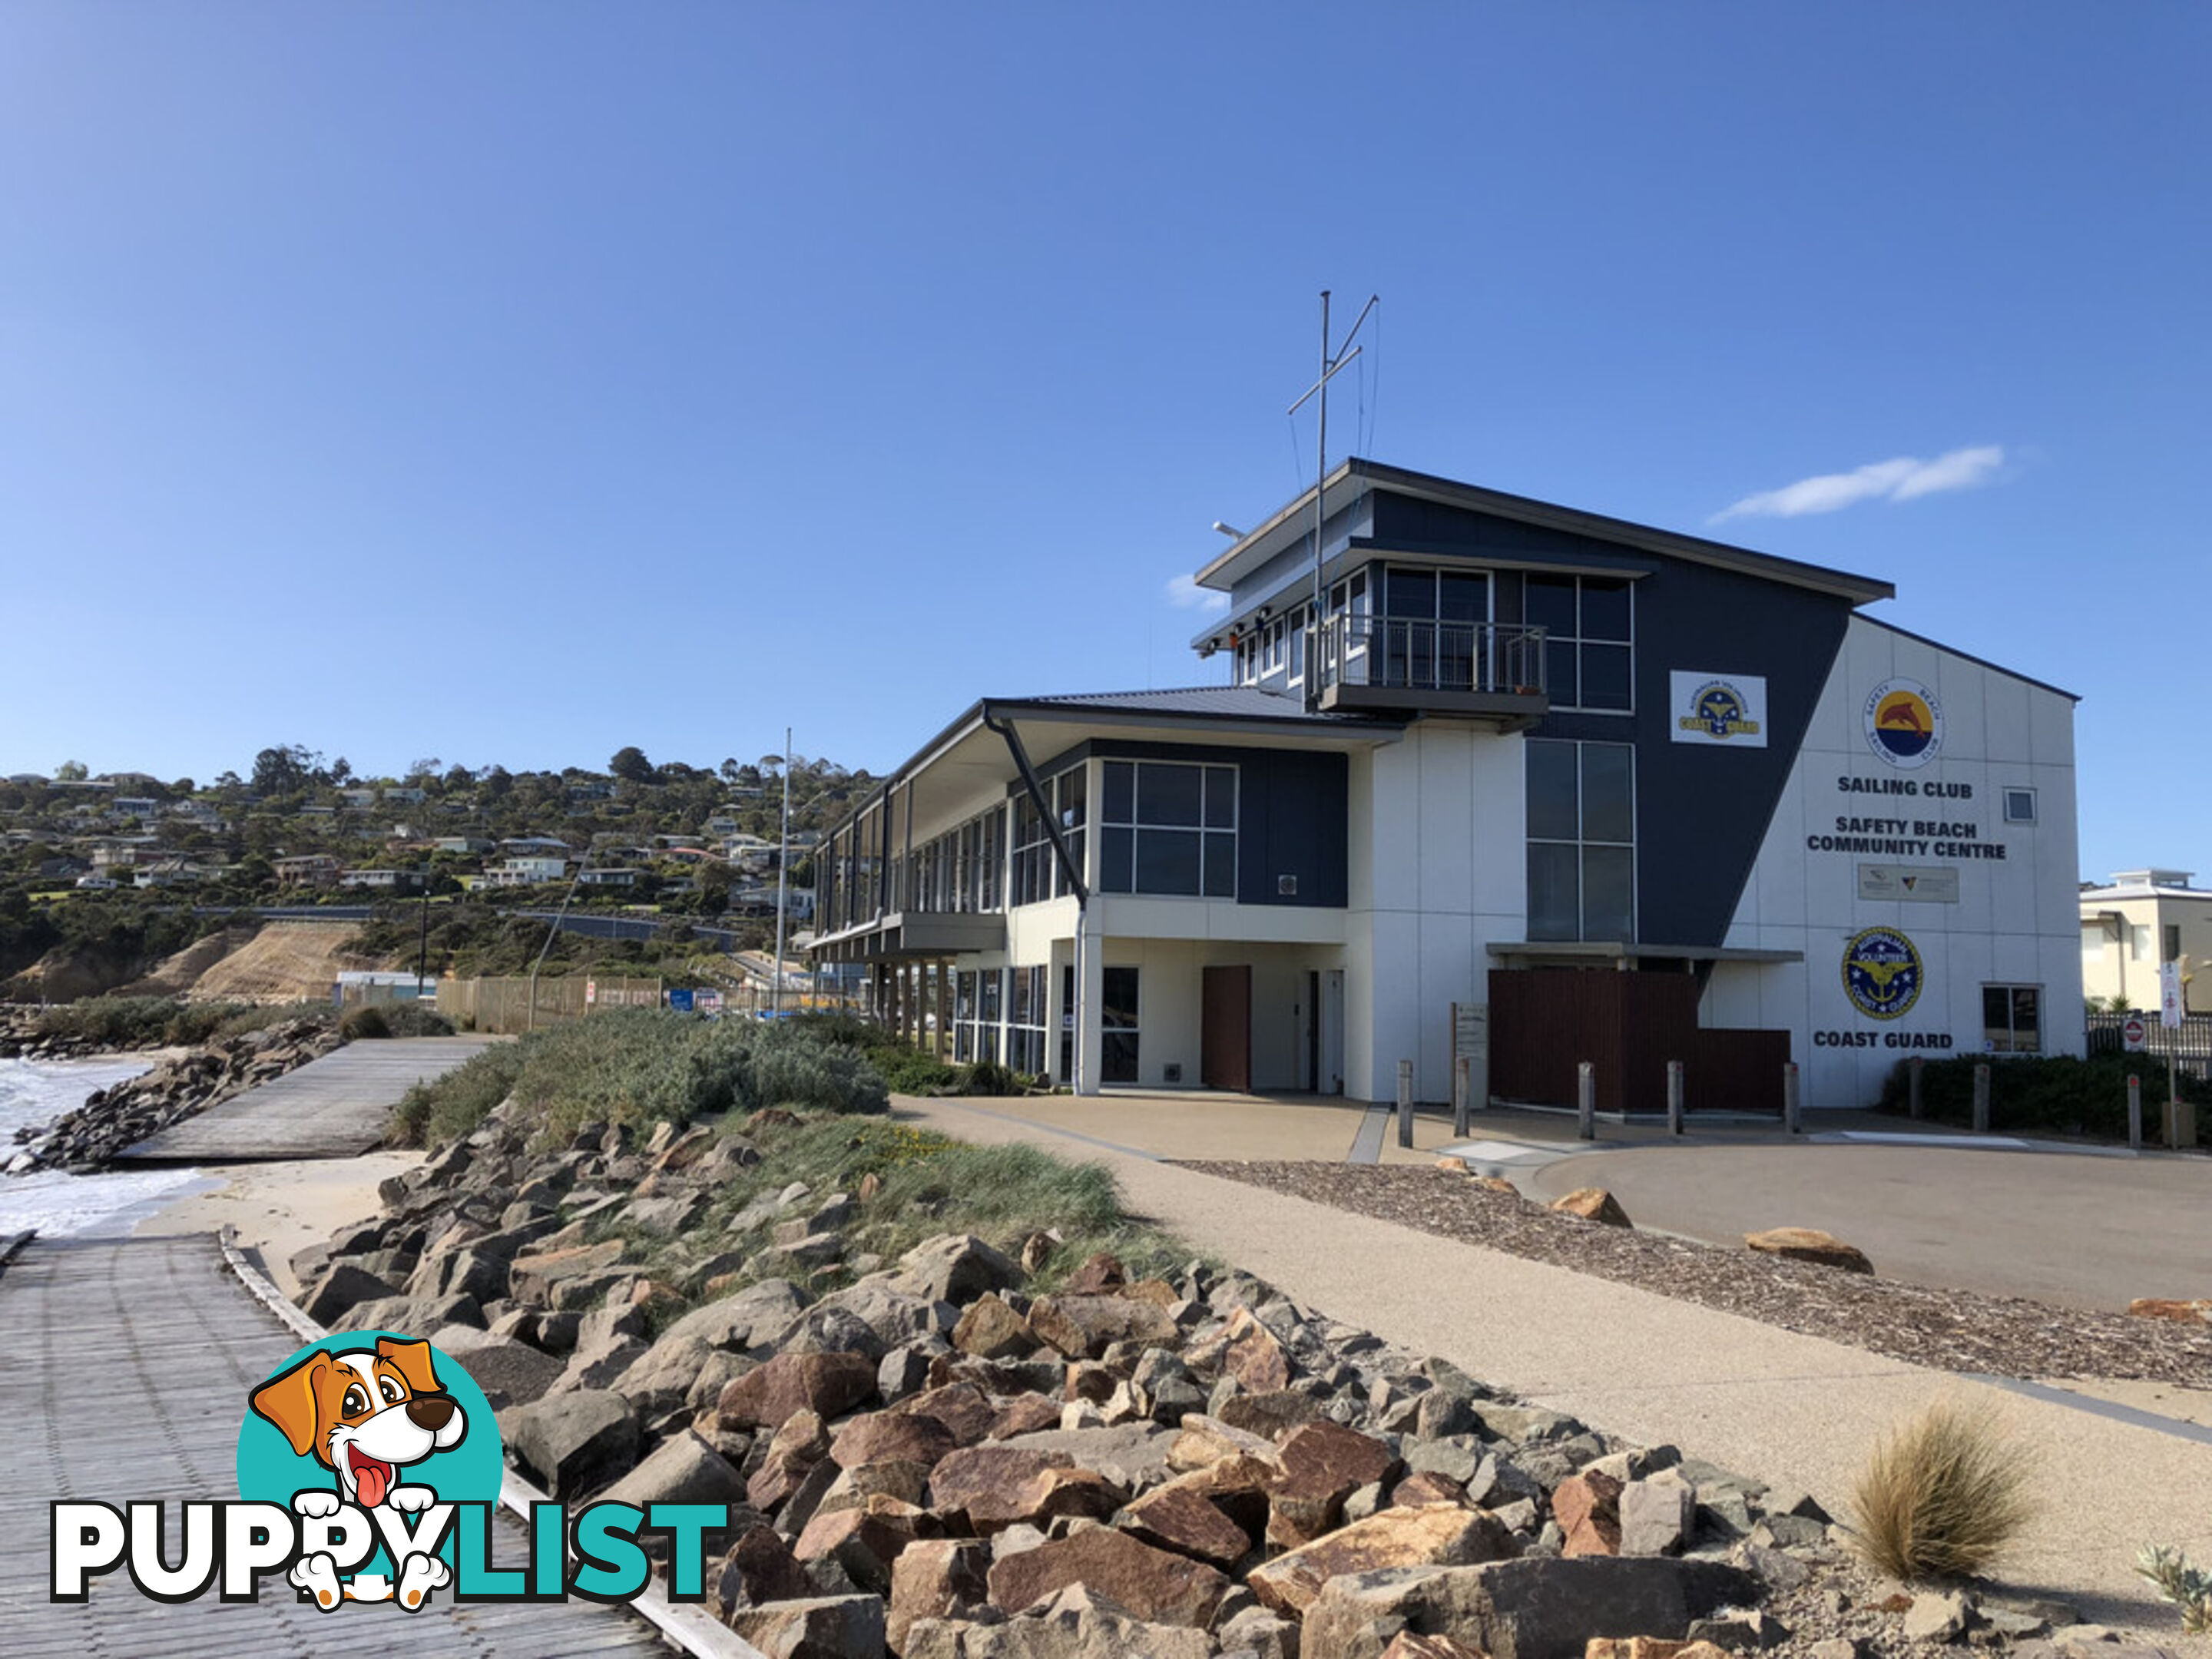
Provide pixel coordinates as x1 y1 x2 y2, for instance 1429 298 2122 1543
1844 1399 2035 1581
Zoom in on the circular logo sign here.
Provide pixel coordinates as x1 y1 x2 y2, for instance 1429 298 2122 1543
1842 926 1923 1021
1863 677 1942 768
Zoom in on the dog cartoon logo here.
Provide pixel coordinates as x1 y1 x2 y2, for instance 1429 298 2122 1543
240 1333 500 1613
1863 677 1942 768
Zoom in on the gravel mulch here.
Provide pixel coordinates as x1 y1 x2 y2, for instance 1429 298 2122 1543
1177 1161 2212 1388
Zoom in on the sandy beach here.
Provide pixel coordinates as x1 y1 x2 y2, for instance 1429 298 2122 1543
134 1148 423 1298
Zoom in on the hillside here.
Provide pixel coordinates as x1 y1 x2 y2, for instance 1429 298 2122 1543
113 927 256 998
184 922 392 1004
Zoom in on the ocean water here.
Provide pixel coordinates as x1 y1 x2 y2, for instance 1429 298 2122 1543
0 1056 208 1238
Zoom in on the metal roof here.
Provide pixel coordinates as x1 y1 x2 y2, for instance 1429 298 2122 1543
1008 685 1394 726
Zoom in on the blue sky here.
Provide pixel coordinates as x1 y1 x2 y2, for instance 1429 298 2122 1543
2 4 2204 880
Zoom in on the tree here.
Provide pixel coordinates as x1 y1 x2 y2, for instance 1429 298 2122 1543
55 760 88 781
250 745 323 796
407 757 442 782
329 757 353 784
610 747 654 784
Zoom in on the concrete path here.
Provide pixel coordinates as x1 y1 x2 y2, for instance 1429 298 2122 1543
901 1093 2212 1634
0 1231 671 1657
115 1037 500 1163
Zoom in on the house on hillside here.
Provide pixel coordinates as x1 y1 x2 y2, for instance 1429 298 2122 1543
811 458 2082 1109
2080 870 2212 1014
274 854 343 887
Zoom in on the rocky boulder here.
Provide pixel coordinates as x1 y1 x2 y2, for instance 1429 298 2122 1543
1742 1229 1873 1275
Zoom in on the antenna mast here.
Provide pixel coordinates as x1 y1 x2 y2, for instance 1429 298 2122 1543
1287 290 1379 710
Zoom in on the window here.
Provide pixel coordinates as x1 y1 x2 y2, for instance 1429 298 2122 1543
2165 924 2182 964
1100 760 1236 897
1011 790 1052 906
1524 575 1633 711
2132 924 2151 962
1983 985 2042 1055
1055 767 1087 898
1007 965 1047 1077
1526 739 1635 941
1103 965 1140 1083
2003 788 2037 825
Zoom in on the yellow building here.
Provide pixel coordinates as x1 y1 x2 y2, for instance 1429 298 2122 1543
2078 869 2212 1012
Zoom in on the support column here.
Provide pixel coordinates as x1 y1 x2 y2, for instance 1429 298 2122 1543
1075 919 1104 1096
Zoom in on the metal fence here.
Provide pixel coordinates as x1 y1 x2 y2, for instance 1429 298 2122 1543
2085 1010 2212 1079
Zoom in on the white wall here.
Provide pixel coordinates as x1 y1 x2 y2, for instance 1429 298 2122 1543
1346 725 1528 1104
1720 617 2083 1107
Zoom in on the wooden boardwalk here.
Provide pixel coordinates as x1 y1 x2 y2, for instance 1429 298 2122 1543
0 1231 677 1656
116 1036 501 1163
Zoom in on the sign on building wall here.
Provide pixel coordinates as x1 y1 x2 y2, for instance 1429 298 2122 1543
1863 678 1944 769
1856 863 1961 903
1669 672 1767 747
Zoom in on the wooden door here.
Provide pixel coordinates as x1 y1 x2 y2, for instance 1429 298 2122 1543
1201 965 1251 1091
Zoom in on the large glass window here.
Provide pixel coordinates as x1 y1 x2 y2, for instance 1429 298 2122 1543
1008 965 1047 1077
1100 761 1236 898
1103 965 1140 1084
1525 575 1633 712
1983 985 2042 1055
1526 739 1635 941
1055 767 1087 898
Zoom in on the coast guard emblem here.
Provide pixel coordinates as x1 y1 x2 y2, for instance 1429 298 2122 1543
1680 680 1760 741
1842 926 1922 1021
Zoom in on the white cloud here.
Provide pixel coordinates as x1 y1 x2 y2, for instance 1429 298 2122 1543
1164 574 1229 613
1712 445 2005 522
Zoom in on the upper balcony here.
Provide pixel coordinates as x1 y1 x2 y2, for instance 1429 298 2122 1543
1310 614 1549 727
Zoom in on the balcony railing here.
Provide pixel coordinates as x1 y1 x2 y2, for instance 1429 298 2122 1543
1310 615 1548 723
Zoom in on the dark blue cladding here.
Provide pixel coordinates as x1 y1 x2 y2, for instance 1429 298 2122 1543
1027 740 1349 908
1369 493 1854 949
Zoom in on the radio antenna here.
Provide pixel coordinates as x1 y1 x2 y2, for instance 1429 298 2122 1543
1287 290 1378 710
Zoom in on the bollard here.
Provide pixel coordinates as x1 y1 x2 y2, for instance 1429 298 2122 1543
2128 1073 2142 1152
1783 1061 1800 1135
1972 1064 1991 1134
1908 1056 1924 1120
1666 1060 1684 1136
1453 1055 1472 1137
1397 1060 1415 1149
1577 1061 1596 1140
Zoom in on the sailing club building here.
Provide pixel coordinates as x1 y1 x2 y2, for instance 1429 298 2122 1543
810 459 2083 1112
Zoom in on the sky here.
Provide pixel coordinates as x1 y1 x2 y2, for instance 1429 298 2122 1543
2 3 2204 880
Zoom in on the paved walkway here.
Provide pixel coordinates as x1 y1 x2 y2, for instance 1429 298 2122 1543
901 1092 2212 1634
0 1231 670 1656
116 1037 499 1162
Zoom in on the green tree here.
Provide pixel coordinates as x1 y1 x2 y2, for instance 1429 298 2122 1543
55 760 88 781
610 747 654 784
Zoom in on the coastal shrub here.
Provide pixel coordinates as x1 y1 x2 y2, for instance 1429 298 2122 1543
389 1040 525 1146
1878 1051 2211 1143
213 1002 333 1038
337 1005 392 1040
30 995 319 1049
380 1002 455 1038
386 1008 889 1148
2137 1545 2212 1634
1843 1399 2033 1581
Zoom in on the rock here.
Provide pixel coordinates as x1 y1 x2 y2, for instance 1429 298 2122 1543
825 1279 957 1346
906 1582 1212 1659
1118 1480 1256 1568
1903 1591 1975 1644
301 1263 402 1327
1585 1643 1735 1659
1018 1230 1058 1275
727 1592 888 1658
953 1293 1038 1359
1742 1229 1873 1275
1219 1605 1303 1659
889 1538 990 1653
2125 1298 2211 1324
1549 1189 1631 1227
893 1235 1023 1305
985 1525 1230 1628
1300 1557 1760 1659
659 1278 813 1351
610 1333 717 1418
435 1327 566 1409
1382 1637 1490 1659
1553 1472 1623 1557
1027 1294 1180 1359
720 1351 879 1431
1268 1421 1402 1547
551 1333 648 1394
773 1304 893 1363
596 1429 749 1510
1250 1504 1519 1616
928 1443 1122 1535
1062 1253 1126 1294
1807 1641 1866 1659
502 1389 641 1500
713 1522 820 1614
998 1424 1176 1492
508 1240 626 1305
1619 1479 1694 1557
1394 1470 1470 1508
794 1503 922 1595
833 1409 960 1472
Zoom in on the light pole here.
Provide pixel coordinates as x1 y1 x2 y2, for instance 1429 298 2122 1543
772 727 792 1018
